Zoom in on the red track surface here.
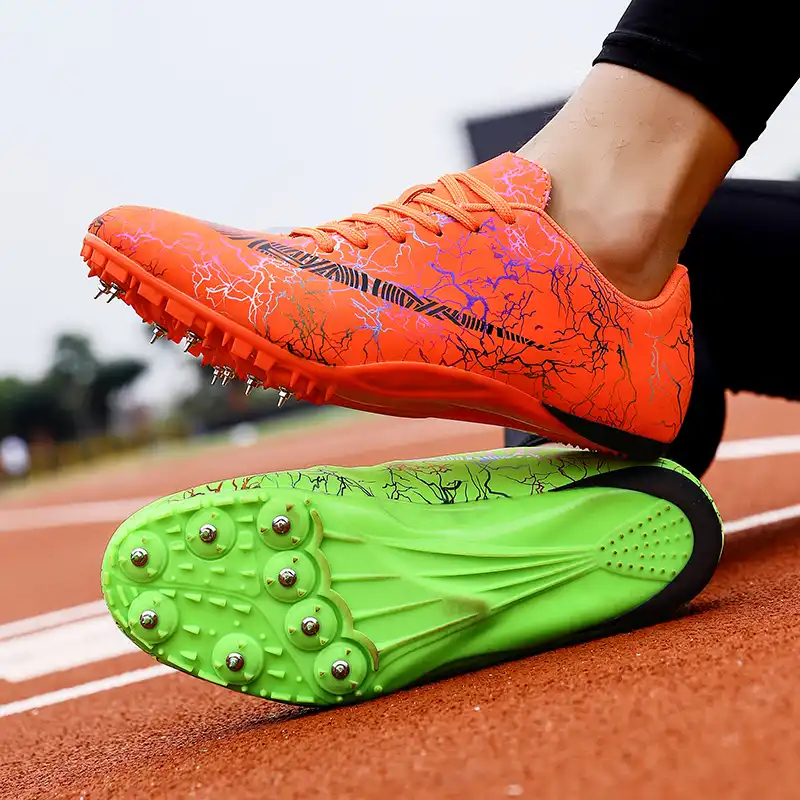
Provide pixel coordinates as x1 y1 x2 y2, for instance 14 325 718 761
2 398 799 799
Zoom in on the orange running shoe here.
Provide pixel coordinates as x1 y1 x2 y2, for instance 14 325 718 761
81 152 693 456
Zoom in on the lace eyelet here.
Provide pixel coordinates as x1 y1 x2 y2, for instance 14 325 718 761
435 231 444 238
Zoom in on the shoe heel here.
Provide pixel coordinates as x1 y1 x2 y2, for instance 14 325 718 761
556 462 723 631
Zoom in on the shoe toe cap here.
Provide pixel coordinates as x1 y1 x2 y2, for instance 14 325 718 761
88 204 229 290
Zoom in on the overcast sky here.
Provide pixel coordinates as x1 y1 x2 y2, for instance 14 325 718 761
3 0 799 403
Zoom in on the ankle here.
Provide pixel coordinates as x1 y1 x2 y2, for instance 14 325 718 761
541 173 690 299
518 64 738 300
555 207 684 299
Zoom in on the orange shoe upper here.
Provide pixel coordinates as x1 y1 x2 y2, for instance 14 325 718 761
90 152 693 443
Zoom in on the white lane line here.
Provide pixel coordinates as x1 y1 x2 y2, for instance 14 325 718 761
0 665 173 718
3 496 800 717
723 503 800 535
0 614 138 682
0 600 107 642
716 434 800 461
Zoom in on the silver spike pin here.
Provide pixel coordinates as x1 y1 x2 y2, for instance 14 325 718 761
150 325 167 345
106 283 125 303
183 331 202 352
244 375 262 397
220 367 235 387
276 387 293 409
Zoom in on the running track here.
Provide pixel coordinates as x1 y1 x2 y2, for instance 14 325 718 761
1 397 799 799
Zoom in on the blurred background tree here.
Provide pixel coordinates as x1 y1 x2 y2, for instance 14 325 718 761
0 333 146 444
0 322 314 486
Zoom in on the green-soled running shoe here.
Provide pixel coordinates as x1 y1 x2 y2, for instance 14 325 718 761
101 447 722 706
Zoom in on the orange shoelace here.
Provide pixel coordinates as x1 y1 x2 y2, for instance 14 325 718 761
290 172 535 253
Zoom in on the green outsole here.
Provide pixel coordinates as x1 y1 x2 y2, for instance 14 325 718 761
101 447 723 706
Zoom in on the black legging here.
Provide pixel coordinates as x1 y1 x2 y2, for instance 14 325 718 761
507 177 800 477
595 0 800 154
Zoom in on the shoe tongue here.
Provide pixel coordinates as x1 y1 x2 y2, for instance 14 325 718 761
466 152 551 208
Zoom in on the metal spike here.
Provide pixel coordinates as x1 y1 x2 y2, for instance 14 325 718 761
276 387 293 409
183 331 201 352
198 523 217 543
331 660 351 680
271 515 291 535
220 367 235 387
244 375 262 397
225 652 245 672
278 568 297 587
139 610 159 630
150 325 167 345
94 281 111 300
210 367 222 386
106 283 125 303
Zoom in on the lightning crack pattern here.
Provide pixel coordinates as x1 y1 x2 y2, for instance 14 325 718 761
90 153 692 440
169 447 622 506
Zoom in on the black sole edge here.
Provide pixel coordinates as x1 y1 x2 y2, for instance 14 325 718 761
544 403 670 460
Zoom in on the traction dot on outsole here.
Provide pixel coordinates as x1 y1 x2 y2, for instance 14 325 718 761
185 508 238 560
127 592 179 645
264 551 318 602
212 634 265 685
118 530 168 583
313 642 370 696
